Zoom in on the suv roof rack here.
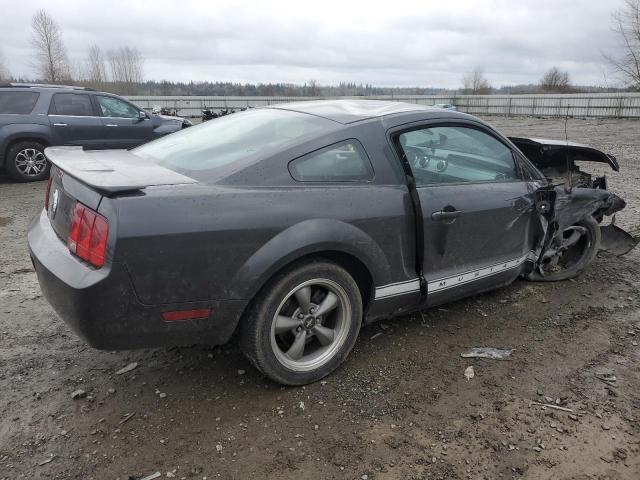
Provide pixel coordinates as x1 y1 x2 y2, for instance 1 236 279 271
0 83 96 91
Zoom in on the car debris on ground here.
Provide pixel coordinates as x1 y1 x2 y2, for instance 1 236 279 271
115 362 138 375
461 347 513 359
464 366 475 380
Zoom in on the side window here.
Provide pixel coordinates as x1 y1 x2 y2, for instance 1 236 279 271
97 96 139 118
50 93 94 116
0 92 40 114
398 126 518 186
288 140 374 182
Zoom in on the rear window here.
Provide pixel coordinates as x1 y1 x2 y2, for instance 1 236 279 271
0 91 40 114
132 109 335 181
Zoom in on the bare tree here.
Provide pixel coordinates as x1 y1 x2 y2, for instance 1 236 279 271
86 45 107 84
305 79 319 96
462 67 491 94
107 46 144 93
540 67 571 92
605 0 640 89
0 48 11 81
31 9 70 82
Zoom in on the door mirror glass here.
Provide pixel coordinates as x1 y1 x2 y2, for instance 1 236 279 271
139 110 148 120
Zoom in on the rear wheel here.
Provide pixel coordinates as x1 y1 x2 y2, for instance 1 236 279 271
6 141 50 182
240 260 362 385
528 216 601 281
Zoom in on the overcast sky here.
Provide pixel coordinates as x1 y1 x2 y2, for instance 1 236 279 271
0 0 627 88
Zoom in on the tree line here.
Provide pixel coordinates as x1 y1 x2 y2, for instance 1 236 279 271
0 9 144 95
1 3 639 94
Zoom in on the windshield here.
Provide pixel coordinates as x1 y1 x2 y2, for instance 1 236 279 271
133 108 335 180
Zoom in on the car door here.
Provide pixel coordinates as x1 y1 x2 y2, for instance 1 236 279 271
395 123 538 306
48 93 104 149
95 95 154 149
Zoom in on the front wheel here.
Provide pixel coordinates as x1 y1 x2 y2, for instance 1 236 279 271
528 216 601 282
240 260 362 385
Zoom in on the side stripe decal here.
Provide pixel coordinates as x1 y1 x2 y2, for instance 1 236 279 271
374 279 421 299
374 254 529 300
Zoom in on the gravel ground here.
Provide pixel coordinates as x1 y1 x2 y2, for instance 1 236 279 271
1 116 639 480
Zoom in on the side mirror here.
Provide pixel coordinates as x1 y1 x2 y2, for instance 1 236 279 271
139 111 148 120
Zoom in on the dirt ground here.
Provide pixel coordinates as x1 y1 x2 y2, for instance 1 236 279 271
1 116 639 480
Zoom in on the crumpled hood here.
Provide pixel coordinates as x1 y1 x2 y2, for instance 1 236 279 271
509 136 619 172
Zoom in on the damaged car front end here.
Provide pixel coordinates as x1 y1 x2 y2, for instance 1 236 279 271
510 137 638 281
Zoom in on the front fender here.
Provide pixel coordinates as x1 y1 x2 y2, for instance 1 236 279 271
229 218 391 300
153 120 183 136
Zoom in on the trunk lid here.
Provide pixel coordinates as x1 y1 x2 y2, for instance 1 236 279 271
44 147 198 194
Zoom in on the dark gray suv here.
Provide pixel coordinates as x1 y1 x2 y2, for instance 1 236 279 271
0 84 191 182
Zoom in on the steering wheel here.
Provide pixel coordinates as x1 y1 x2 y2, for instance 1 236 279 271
404 146 431 169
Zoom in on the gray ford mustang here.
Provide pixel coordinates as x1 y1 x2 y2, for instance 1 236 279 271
28 100 638 385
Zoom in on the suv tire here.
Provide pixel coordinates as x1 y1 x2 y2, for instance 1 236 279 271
6 141 50 182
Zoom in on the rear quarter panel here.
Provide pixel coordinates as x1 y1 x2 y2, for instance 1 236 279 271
109 183 415 306
0 118 52 164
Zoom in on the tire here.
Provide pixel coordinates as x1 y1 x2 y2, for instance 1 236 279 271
5 141 50 182
528 216 601 282
240 260 362 385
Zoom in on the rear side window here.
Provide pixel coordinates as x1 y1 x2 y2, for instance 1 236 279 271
289 140 374 182
0 91 39 114
50 93 94 116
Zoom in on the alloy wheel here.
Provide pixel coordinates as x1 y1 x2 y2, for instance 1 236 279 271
540 225 591 274
15 149 47 177
270 278 352 372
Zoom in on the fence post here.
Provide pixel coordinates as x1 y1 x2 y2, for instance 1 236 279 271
617 96 624 118
532 97 536 116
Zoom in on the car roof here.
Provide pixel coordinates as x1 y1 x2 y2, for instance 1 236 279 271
268 99 462 124
0 83 96 92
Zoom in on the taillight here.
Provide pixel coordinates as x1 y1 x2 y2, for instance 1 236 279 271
68 203 109 268
44 176 52 211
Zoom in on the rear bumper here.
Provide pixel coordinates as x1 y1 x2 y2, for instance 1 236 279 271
28 210 245 350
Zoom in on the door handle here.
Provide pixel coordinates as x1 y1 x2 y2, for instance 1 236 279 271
53 123 67 127
105 124 118 127
431 209 462 222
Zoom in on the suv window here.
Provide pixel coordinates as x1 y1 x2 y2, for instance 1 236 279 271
288 140 374 182
0 91 40 114
398 126 517 186
97 96 139 118
50 93 94 116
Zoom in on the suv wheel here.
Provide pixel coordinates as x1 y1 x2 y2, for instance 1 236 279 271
6 141 50 182
240 260 362 385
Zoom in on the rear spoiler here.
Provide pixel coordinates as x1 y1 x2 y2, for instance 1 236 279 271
44 147 197 194
509 137 619 172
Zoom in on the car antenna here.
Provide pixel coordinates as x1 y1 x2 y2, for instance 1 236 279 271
564 104 572 193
